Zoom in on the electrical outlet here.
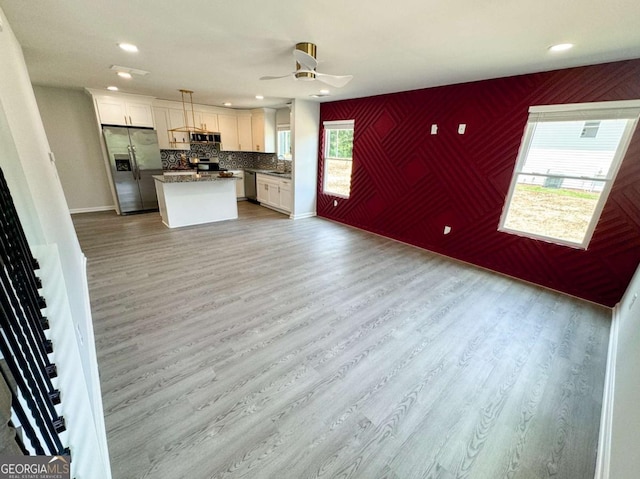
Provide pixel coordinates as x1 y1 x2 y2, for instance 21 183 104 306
431 124 438 135
458 124 466 134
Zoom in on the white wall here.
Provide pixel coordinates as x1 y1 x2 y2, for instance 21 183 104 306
0 7 110 478
276 107 291 126
291 100 319 219
599 263 640 478
32 86 114 213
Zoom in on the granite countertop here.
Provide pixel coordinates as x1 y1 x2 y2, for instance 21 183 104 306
153 173 241 183
244 168 292 179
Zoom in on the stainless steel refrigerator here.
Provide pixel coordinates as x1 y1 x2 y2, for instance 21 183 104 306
102 126 163 213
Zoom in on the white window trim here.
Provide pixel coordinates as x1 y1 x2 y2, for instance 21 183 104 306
323 119 355 129
499 100 640 249
322 119 355 198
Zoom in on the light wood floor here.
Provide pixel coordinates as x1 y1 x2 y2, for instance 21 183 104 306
72 202 610 479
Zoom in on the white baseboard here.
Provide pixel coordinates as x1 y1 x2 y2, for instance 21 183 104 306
69 205 115 214
290 211 317 220
594 307 619 479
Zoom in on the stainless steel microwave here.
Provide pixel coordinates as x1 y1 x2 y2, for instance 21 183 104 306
190 132 221 143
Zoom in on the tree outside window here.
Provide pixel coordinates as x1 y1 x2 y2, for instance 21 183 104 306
323 120 354 197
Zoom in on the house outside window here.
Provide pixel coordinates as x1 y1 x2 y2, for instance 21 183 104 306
322 120 354 198
499 100 640 249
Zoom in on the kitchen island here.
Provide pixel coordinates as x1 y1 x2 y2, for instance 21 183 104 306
153 173 240 228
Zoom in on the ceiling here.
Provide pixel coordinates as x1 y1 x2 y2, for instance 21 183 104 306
1 0 639 109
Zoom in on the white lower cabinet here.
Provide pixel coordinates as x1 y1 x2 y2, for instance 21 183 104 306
256 175 271 204
256 174 291 213
279 179 292 212
227 170 245 198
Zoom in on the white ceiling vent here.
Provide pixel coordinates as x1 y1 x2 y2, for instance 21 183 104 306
109 65 150 77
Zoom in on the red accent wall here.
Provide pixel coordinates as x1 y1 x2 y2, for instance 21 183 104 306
318 59 640 307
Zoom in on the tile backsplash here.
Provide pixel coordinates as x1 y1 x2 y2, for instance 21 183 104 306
161 144 289 171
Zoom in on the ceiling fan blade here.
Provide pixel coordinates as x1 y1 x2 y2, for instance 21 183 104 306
315 72 353 88
259 73 293 81
293 49 318 70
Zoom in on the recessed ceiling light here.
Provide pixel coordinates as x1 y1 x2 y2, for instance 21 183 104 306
117 71 132 79
549 43 574 52
223 102 232 107
255 95 264 100
107 86 119 91
320 89 330 95
118 43 138 53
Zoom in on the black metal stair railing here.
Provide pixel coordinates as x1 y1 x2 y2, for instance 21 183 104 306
0 167 69 457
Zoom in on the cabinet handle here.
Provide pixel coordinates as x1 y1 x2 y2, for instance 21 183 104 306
124 115 128 125
129 116 132 125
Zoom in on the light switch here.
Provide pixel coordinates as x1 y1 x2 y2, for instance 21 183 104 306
458 124 466 134
431 124 438 135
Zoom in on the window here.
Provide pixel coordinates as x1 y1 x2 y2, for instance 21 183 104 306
323 120 354 197
277 125 291 159
499 100 640 248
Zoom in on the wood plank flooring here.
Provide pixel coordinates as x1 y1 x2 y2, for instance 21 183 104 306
72 202 611 479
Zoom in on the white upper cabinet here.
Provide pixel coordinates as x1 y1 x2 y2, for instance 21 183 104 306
198 110 219 132
152 107 171 150
218 114 239 151
167 108 191 149
237 113 253 151
92 92 155 127
251 108 276 153
90 92 282 153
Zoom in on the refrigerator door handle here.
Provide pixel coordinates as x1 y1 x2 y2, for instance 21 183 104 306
128 145 141 180
126 145 136 179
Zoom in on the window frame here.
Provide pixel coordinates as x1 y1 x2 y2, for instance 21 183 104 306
322 119 355 198
499 100 640 249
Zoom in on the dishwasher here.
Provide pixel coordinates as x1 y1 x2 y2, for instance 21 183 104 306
244 170 258 203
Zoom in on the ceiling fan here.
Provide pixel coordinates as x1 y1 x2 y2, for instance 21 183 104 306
260 42 353 88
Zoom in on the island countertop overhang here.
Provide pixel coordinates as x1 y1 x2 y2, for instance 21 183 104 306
153 174 241 183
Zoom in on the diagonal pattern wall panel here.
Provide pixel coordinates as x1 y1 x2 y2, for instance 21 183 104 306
318 59 640 306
